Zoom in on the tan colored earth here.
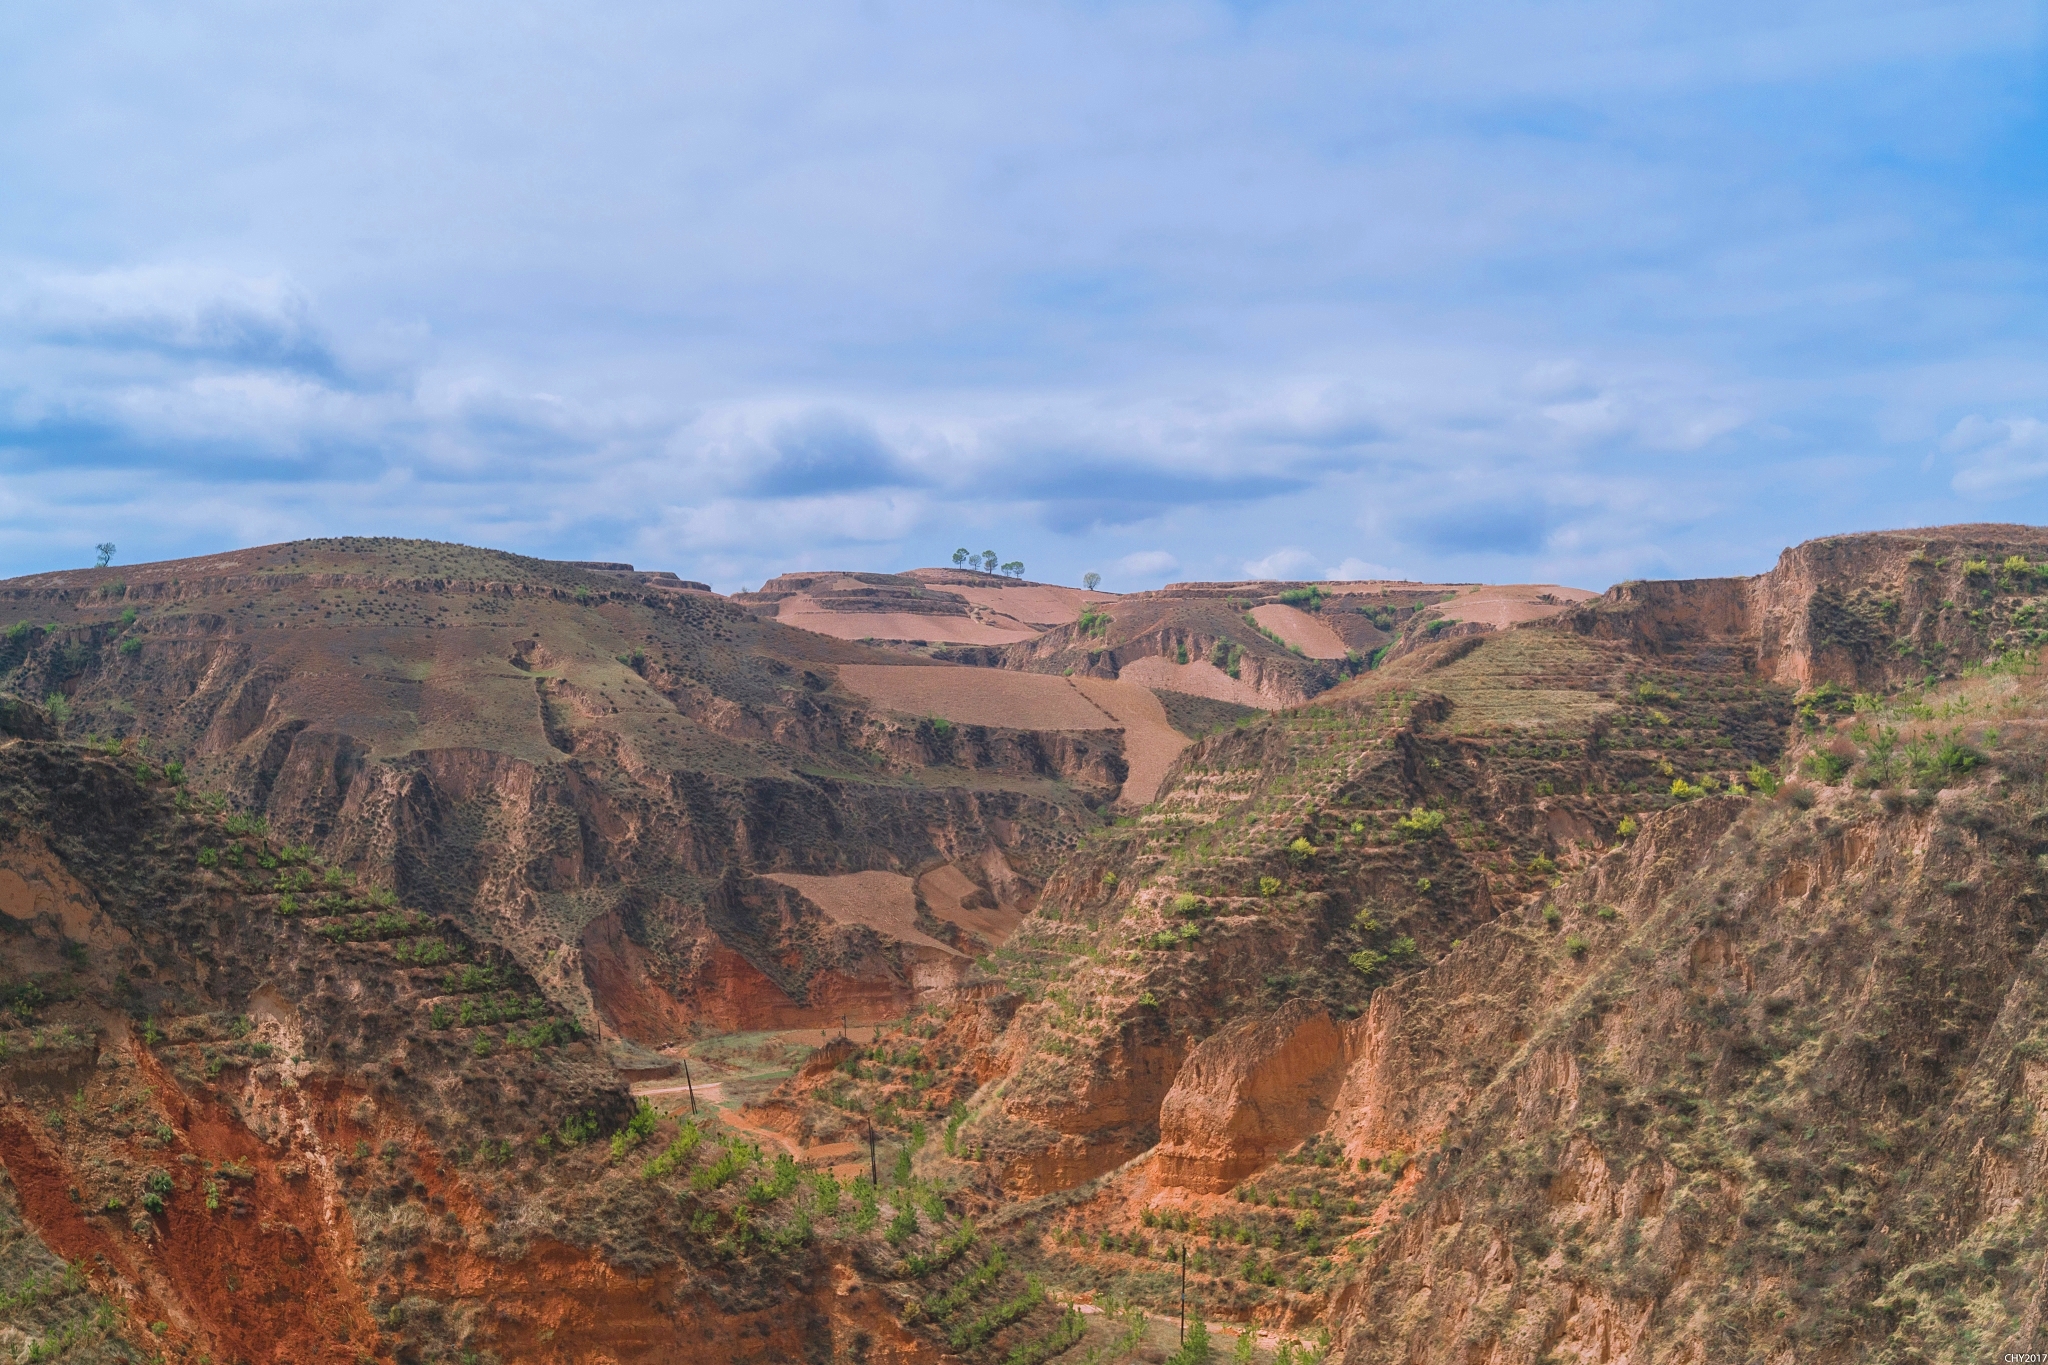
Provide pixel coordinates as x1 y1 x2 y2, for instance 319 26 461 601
762 871 962 956
833 664 1189 806
1116 655 1269 708
915 863 1023 947
1248 603 1352 658
1439 582 1598 627
769 604 1038 645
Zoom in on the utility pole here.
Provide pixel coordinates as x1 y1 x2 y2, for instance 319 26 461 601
1179 1244 1187 1345
868 1125 879 1187
683 1060 697 1114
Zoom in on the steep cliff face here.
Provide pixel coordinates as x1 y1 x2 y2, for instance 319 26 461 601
1154 1000 1351 1194
1567 523 2048 692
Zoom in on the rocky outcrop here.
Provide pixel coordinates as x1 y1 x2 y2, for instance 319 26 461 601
1567 523 2048 689
1153 1000 1351 1193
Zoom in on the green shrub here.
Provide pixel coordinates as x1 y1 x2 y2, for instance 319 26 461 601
607 1101 659 1160
1565 934 1590 957
1745 762 1781 796
886 1204 919 1246
1348 949 1386 977
643 1121 704 1180
948 1276 1044 1352
1802 750 1851 784
1286 836 1315 863
1616 815 1637 837
118 636 141 656
1910 733 1983 788
1393 807 1444 838
1258 875 1281 896
196 847 218 868
692 1141 757 1192
1166 1316 1212 1365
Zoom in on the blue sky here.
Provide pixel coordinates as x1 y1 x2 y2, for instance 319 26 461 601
1 0 2043 592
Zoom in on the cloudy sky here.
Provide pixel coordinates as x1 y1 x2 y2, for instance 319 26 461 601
2 1 2043 592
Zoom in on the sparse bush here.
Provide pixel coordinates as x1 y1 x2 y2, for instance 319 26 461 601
1565 933 1590 957
1166 1316 1212 1365
1802 750 1851 784
643 1121 704 1180
1393 807 1444 838
886 1204 919 1246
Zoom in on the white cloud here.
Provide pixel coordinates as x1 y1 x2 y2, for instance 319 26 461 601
1325 557 1405 581
1112 550 1179 583
1242 547 1317 580
1947 416 2048 495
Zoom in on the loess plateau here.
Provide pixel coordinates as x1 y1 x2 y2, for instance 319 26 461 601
1 528 2046 1363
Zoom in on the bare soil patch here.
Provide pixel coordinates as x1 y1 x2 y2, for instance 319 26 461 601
1118 656 1270 709
1441 583 1597 628
911 578 1115 630
917 862 1023 946
837 664 1187 806
837 664 1116 730
773 602 1039 644
764 870 963 955
1070 677 1188 808
1249 603 1352 658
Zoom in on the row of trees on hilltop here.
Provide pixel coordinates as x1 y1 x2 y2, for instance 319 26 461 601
953 548 1026 578
949 549 1105 592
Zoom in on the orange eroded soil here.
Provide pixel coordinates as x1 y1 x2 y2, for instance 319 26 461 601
763 871 962 955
